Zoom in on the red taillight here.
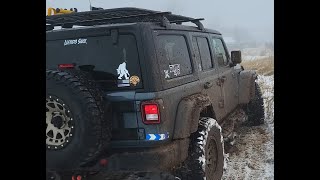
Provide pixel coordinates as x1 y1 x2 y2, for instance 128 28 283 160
99 159 108 167
141 103 160 124
58 64 75 69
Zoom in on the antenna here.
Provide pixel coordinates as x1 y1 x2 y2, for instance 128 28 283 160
88 0 92 11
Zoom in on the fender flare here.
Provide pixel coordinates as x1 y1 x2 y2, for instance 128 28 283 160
172 93 213 139
239 70 257 104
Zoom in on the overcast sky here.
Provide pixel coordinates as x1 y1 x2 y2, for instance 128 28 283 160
46 0 273 42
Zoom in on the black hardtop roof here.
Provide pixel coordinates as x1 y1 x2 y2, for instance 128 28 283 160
46 22 221 35
46 7 221 34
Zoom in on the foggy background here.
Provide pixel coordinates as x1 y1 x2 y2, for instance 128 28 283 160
46 0 274 55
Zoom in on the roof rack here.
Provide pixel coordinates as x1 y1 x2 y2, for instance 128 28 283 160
46 7 205 31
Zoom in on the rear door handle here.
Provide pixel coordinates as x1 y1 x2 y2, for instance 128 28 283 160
220 76 227 83
204 82 213 89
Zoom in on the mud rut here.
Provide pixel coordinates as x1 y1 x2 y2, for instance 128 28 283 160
222 75 274 180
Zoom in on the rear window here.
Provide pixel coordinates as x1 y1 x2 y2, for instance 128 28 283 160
46 34 142 90
157 35 192 79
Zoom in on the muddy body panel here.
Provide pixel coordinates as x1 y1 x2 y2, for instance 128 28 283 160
107 138 189 171
46 14 257 173
239 70 257 105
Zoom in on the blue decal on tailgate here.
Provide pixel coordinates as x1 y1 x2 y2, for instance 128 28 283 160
146 132 169 141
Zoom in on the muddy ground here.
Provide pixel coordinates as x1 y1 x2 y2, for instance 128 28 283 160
222 75 274 180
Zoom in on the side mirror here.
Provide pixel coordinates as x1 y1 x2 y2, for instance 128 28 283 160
231 50 242 64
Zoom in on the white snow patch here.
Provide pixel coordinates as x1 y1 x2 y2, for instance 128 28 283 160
197 136 204 141
222 75 274 180
234 64 242 70
223 153 230 171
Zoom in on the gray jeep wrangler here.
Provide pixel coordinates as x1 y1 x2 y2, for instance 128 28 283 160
46 8 264 180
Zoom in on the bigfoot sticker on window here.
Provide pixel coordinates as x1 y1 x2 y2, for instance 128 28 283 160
117 62 130 80
117 48 131 87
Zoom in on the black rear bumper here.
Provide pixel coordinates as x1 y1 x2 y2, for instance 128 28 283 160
106 138 189 171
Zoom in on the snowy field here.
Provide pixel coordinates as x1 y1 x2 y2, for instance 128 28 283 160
241 47 274 61
222 75 274 180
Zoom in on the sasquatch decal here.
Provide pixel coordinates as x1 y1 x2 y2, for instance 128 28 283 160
117 48 130 80
117 62 130 80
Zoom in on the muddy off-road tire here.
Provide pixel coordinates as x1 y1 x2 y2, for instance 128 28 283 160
63 69 112 136
246 82 265 126
46 70 111 171
63 69 107 113
177 117 224 180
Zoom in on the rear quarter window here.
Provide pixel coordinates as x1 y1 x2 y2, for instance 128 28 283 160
156 35 192 79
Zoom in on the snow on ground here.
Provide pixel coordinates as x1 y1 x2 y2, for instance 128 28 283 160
242 56 271 61
222 75 274 180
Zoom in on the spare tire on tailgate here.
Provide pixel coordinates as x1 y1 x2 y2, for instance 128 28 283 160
46 69 111 171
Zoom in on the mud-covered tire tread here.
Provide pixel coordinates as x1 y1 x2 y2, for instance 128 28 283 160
63 69 112 144
175 117 224 180
63 70 105 111
46 69 111 169
246 82 265 126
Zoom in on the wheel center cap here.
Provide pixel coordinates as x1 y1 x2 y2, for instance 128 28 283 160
51 115 65 129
